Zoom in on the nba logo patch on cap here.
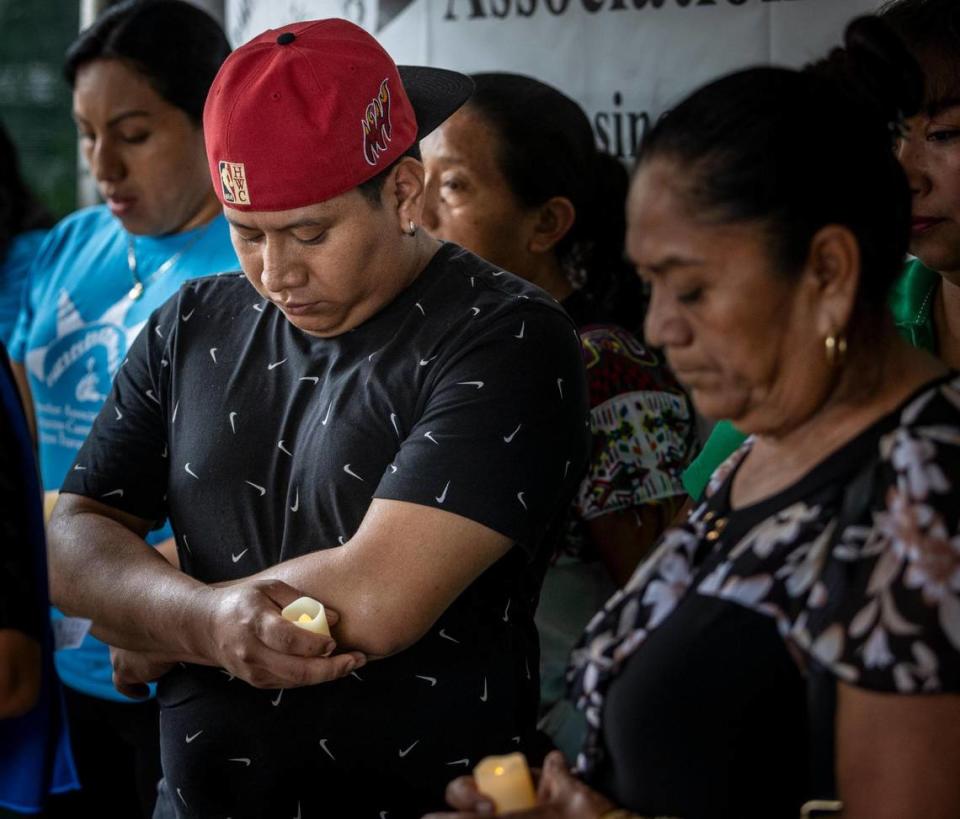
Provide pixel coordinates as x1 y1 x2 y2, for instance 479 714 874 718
219 160 251 205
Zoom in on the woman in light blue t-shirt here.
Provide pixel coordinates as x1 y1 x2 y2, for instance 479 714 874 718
7 2 238 816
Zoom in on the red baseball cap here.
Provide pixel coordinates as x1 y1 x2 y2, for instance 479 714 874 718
203 18 472 212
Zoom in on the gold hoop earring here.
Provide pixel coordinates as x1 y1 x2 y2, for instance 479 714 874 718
406 220 417 237
824 333 848 367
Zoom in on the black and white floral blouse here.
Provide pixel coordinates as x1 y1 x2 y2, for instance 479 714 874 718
568 374 960 819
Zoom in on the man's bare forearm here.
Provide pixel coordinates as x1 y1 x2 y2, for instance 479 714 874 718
48 497 211 660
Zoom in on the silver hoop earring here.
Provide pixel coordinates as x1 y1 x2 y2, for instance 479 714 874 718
407 220 417 237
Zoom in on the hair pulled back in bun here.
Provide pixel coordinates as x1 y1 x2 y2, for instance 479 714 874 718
637 16 921 324
879 0 960 104
808 15 923 137
65 0 231 125
466 72 646 330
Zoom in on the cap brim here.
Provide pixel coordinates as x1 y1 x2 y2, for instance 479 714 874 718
398 66 474 141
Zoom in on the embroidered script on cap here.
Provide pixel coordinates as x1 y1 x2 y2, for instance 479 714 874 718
219 161 251 205
362 78 393 166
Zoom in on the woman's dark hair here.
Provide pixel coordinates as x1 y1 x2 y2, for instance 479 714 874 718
637 16 923 323
64 0 231 124
466 72 645 329
0 120 53 264
879 0 960 102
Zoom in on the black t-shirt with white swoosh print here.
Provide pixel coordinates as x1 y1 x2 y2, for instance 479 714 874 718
63 242 590 818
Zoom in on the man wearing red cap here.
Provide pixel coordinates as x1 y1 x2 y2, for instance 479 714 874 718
48 18 589 817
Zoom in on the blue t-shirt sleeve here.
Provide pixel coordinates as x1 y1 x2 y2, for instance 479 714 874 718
7 227 62 363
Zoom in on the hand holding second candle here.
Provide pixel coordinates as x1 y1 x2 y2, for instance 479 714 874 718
424 751 618 819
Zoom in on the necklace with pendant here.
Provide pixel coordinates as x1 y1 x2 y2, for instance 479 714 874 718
126 221 213 301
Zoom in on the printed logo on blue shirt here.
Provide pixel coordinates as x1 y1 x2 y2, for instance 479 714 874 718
24 290 143 478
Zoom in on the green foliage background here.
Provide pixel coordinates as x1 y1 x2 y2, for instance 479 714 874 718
1 0 80 219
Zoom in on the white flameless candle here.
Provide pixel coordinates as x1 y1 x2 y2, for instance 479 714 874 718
280 596 331 637
474 752 537 814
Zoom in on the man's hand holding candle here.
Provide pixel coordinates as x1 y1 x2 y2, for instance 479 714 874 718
107 579 364 695
191 579 365 689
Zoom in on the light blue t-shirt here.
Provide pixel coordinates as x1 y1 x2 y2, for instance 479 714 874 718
0 229 48 349
9 204 238 703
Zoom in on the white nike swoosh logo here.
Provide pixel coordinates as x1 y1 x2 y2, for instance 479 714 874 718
439 629 459 644
73 464 86 471
390 412 400 436
503 598 511 622
272 689 283 707
299 376 319 385
172 401 179 423
181 309 195 321
185 730 203 743
245 481 266 496
557 378 564 398
515 321 525 339
322 404 332 425
252 302 265 312
101 489 124 499
415 302 425 315
338 536 346 546
209 348 218 363
389 464 398 473
290 489 299 512
278 440 292 456
398 740 419 758
419 355 438 366
436 480 450 504
114 406 123 421
456 381 484 389
470 307 480 316
517 491 527 510
319 739 335 761
492 270 504 276
155 326 164 338
219 669 235 681
343 464 363 481
446 759 469 767
229 412 238 433
503 423 521 443
480 677 488 702
184 463 198 479
231 549 248 563
145 389 160 404
424 431 439 445
228 757 251 766
415 675 437 687
268 358 287 370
